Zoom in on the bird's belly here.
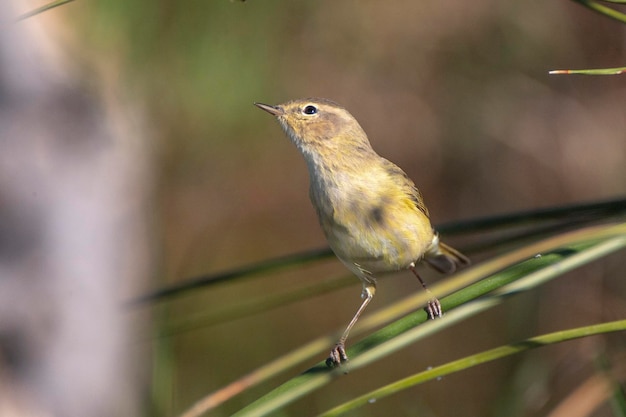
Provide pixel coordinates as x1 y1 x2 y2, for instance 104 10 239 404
311 177 434 274
325 214 433 273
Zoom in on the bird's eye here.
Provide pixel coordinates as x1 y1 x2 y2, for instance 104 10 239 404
303 105 318 115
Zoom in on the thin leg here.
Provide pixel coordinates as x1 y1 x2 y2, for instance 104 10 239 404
326 283 376 368
409 263 442 319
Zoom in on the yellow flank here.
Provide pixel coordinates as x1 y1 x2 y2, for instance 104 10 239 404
255 98 469 367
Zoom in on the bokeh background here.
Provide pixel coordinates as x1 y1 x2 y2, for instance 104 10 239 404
8 0 626 416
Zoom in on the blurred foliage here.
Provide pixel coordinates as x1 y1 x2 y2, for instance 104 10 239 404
36 0 626 416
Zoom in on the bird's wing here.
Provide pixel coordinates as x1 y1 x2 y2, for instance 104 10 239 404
381 159 430 218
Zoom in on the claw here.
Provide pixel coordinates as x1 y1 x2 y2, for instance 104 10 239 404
425 298 443 320
326 343 349 368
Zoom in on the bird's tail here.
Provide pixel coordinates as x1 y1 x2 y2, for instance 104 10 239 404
423 234 470 274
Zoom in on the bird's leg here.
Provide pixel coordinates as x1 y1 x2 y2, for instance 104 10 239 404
409 263 442 319
326 283 376 368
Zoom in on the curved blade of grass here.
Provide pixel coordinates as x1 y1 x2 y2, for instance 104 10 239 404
187 224 625 416
319 319 626 417
193 223 625 417
570 0 626 23
439 197 626 234
158 275 354 337
130 248 333 305
550 67 626 75
230 233 626 417
16 0 74 21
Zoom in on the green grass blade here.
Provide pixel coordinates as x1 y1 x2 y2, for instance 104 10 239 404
225 225 626 417
159 275 354 337
570 0 626 23
550 67 626 75
16 0 75 21
319 319 626 417
180 224 625 417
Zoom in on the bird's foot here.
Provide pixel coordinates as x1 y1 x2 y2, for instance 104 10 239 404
425 298 443 320
326 343 348 368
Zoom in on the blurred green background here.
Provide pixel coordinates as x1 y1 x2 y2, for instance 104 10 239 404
57 0 626 415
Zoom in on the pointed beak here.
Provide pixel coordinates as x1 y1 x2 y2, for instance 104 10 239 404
254 102 284 117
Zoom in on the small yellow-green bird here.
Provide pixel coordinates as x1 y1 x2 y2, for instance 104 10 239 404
255 98 469 368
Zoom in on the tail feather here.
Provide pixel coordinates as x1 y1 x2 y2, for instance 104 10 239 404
424 238 470 274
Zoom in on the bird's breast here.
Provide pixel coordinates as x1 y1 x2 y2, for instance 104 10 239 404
309 177 434 273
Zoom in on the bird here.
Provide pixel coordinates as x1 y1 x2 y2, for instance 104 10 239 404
255 98 469 368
